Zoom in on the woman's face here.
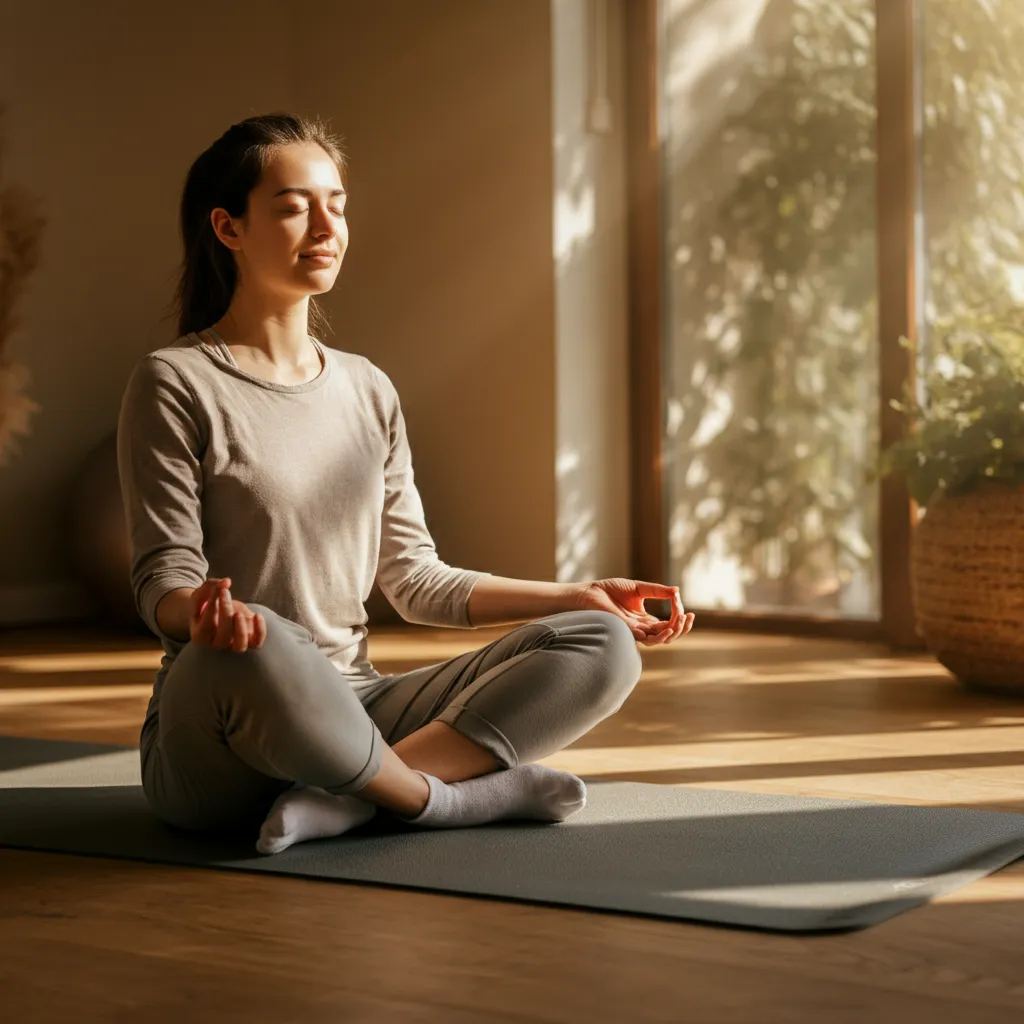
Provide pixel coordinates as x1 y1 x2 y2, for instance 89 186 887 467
213 141 348 299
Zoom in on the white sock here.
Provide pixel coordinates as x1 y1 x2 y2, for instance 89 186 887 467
256 786 377 855
398 763 587 829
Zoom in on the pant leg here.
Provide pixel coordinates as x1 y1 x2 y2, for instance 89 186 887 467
142 603 386 833
359 609 642 768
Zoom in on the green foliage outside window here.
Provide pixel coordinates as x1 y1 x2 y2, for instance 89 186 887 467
665 0 1024 608
877 312 1024 506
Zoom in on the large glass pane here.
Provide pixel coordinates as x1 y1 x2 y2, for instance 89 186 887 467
919 0 1024 371
659 0 880 618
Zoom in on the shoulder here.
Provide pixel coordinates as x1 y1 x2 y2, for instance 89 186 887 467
130 334 207 379
123 337 210 409
320 345 397 398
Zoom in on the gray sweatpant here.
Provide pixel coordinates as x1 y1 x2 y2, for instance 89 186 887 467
140 604 643 833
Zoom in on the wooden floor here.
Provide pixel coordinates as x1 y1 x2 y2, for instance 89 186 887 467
2 621 1024 1023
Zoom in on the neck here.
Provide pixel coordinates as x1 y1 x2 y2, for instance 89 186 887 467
213 292 315 368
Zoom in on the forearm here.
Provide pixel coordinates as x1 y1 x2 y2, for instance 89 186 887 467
466 575 578 628
155 587 196 642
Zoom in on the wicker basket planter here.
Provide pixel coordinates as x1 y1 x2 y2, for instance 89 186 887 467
911 480 1024 695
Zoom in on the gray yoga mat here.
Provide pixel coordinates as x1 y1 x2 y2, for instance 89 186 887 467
3 734 1024 934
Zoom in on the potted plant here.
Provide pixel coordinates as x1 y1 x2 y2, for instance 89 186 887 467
878 311 1024 694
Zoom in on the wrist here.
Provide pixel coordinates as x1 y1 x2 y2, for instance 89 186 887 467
562 581 592 612
155 588 195 642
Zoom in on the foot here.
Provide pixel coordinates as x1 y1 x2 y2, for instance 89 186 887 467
256 786 377 855
398 763 587 829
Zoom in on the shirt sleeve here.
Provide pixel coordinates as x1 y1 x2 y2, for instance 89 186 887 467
372 365 490 628
116 354 209 648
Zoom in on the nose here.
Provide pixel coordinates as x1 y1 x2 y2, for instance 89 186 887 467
309 202 336 240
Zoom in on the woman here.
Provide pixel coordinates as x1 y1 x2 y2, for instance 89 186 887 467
117 112 695 856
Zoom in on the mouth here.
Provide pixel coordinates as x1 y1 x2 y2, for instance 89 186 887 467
300 254 335 265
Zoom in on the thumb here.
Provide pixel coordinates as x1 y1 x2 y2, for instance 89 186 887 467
634 581 677 599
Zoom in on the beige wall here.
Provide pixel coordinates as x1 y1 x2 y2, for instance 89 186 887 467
0 0 630 629
0 0 298 621
295 0 558 625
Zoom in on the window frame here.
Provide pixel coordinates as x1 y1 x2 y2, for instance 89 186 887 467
624 0 921 647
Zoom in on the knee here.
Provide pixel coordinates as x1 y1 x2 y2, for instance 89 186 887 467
174 602 299 688
585 611 643 716
188 603 303 653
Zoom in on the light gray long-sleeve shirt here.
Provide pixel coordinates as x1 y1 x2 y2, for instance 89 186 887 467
116 327 490 731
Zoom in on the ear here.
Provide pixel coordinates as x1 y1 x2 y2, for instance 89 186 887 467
210 207 243 251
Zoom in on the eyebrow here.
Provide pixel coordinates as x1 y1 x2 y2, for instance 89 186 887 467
272 187 347 199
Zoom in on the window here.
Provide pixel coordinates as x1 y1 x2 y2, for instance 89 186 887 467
659 0 880 619
919 0 1024 361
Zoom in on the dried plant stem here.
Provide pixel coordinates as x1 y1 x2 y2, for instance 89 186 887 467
0 101 47 467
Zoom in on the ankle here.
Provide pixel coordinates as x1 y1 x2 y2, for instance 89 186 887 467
357 764 431 818
394 770 431 818
391 721 503 781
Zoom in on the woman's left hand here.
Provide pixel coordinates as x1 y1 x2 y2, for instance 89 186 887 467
569 578 695 647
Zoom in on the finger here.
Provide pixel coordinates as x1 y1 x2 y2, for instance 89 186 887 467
640 626 662 647
666 611 694 644
238 610 257 651
232 610 248 653
667 613 693 643
251 612 266 647
242 609 259 647
219 586 237 648
191 578 217 627
625 616 645 641
215 585 235 648
652 588 682 640
669 604 688 641
195 583 219 644
674 587 686 623
228 608 248 653
667 587 681 630
668 608 687 642
633 581 678 601
638 614 668 641
630 619 651 642
190 580 213 620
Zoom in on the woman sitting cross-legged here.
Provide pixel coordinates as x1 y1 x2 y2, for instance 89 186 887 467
116 112 696 856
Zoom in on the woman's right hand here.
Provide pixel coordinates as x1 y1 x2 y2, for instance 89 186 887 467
189 577 265 653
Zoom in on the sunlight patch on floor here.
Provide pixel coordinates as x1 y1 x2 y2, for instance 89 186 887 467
0 685 153 707
0 651 163 674
547 727 1024 776
638 660 956 686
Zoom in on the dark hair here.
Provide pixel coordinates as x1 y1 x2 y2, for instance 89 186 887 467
169 112 347 339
